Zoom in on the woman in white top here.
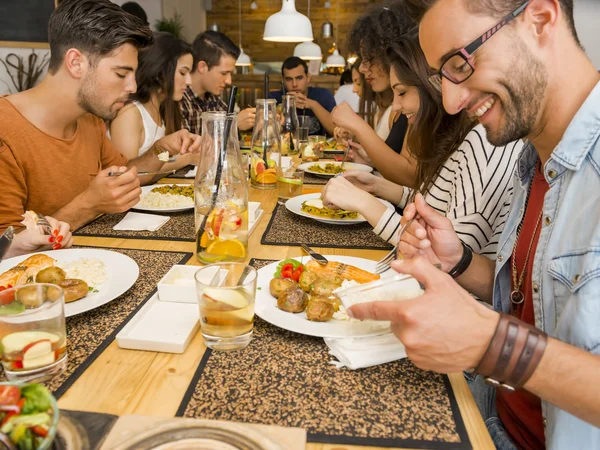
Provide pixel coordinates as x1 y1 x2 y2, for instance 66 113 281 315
109 32 197 171
334 69 360 113
322 35 524 258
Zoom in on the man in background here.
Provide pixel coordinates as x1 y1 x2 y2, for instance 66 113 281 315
269 56 336 136
181 31 255 134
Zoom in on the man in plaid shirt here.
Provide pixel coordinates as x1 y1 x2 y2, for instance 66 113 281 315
180 31 255 134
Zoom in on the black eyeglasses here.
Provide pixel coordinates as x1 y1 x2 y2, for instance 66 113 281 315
428 1 530 92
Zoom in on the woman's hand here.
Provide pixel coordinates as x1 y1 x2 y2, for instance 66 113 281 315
321 176 387 226
347 141 372 166
6 216 74 258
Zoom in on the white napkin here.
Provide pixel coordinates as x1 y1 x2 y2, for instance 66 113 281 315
113 212 170 232
185 166 197 178
324 332 407 370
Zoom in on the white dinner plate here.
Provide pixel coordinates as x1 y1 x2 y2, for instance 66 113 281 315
133 184 194 213
285 193 393 225
298 161 373 178
255 255 391 338
0 249 139 317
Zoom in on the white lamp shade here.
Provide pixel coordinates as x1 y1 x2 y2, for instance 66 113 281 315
325 49 345 67
236 50 252 67
294 41 322 61
263 0 313 42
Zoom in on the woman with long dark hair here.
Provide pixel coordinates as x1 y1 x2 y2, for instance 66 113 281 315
109 32 196 170
322 32 524 258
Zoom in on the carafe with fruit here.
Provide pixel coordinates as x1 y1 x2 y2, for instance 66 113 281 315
195 111 248 264
250 99 281 189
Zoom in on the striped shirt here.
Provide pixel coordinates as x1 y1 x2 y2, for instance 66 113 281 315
373 125 524 259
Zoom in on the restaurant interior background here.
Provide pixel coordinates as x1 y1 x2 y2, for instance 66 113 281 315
1 0 599 97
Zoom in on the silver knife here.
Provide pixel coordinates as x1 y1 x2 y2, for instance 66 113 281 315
300 244 328 265
0 227 14 262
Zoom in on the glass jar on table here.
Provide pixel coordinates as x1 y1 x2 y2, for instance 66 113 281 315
280 94 299 156
194 111 249 264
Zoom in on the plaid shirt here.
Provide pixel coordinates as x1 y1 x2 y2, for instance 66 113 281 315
180 86 227 134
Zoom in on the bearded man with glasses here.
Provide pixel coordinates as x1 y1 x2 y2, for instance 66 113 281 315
346 1 600 449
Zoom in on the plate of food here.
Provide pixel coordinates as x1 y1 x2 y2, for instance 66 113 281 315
298 161 373 178
285 193 392 225
134 184 194 213
255 255 414 338
0 249 139 317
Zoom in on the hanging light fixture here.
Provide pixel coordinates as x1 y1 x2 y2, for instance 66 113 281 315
263 0 313 42
250 1 258 10
293 0 321 61
209 23 220 32
325 1 345 68
320 0 333 38
235 0 252 67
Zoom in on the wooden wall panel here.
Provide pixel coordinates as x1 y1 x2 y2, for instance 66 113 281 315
206 0 382 63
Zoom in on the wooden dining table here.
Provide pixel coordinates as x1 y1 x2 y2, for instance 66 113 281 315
58 177 494 450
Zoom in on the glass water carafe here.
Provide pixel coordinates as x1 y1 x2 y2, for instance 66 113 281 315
250 99 281 189
195 112 249 264
280 94 299 156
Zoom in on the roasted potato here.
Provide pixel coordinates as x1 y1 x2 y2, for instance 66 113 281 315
15 285 45 308
269 278 297 298
298 270 319 293
313 294 341 312
311 278 342 297
277 287 309 313
305 299 334 322
35 266 66 284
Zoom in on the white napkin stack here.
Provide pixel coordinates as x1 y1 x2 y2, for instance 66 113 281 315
185 166 197 178
113 212 170 232
324 332 407 370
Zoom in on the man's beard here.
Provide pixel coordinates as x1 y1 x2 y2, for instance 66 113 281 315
77 75 122 121
484 38 548 146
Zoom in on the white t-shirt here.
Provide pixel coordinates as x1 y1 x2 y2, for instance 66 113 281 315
373 125 525 259
334 84 360 113
132 101 166 156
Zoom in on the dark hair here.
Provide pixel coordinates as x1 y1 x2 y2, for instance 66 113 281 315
281 56 308 76
121 2 149 25
386 33 475 195
348 2 417 72
405 0 580 45
130 32 192 135
340 69 353 86
352 61 392 128
191 31 240 72
48 0 153 74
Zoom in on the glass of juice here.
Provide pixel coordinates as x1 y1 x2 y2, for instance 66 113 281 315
0 284 67 383
277 169 304 203
195 263 257 351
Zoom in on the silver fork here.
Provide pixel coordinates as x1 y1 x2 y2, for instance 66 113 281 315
375 217 415 274
35 213 54 235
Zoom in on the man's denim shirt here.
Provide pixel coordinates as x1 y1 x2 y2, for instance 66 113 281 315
493 81 600 449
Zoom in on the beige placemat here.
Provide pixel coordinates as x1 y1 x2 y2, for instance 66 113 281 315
261 203 393 250
1 248 193 399
100 415 306 450
75 211 195 242
176 258 471 449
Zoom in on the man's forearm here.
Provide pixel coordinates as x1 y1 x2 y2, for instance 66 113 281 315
455 253 495 302
524 338 600 428
310 102 335 136
51 192 97 230
353 122 416 186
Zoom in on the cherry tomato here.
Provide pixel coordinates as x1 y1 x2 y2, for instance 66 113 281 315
291 266 304 282
280 263 294 279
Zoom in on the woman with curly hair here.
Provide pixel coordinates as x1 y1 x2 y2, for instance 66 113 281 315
332 2 417 186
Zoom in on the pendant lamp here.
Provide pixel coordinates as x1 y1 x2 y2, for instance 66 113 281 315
263 0 313 42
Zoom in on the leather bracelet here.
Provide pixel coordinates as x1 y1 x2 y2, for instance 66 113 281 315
448 242 473 279
475 313 548 392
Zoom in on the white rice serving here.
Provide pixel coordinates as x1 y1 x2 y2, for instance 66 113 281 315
139 192 193 209
56 258 108 288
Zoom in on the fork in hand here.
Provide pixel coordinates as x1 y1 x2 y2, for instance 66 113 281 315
35 213 54 236
374 217 416 274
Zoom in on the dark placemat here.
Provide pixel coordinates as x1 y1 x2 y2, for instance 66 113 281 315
303 172 329 185
74 210 195 242
166 165 195 178
261 203 393 250
1 248 193 399
176 259 470 449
